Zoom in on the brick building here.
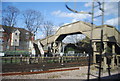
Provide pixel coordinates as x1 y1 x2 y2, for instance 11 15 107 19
0 25 34 56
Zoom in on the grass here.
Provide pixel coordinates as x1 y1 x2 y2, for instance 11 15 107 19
2 59 21 64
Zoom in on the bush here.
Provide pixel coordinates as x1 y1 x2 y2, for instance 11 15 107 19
4 50 30 57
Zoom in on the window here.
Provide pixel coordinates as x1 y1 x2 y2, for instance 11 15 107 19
15 39 17 42
0 39 3 44
15 33 17 35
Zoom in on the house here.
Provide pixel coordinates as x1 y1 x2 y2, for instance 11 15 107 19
0 27 4 56
0 25 34 56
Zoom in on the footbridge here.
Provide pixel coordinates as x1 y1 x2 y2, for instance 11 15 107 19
40 21 93 46
39 21 120 46
32 21 120 70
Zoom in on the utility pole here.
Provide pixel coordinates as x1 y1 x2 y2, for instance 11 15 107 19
98 1 104 81
87 2 94 81
65 2 93 81
65 0 105 81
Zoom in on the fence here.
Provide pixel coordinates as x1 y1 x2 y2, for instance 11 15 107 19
2 56 92 73
2 56 89 64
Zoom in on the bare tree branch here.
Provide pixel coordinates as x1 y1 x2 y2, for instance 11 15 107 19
41 21 54 37
22 9 43 35
2 6 20 27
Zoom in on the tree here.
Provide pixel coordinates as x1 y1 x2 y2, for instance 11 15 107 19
63 34 86 45
41 21 54 37
22 9 43 35
106 46 112 53
81 36 90 43
2 6 20 27
71 34 82 44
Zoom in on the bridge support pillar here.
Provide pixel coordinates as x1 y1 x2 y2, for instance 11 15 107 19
93 42 97 64
103 42 107 71
53 42 57 53
116 55 119 66
58 42 62 54
62 44 65 54
111 44 115 69
103 56 107 71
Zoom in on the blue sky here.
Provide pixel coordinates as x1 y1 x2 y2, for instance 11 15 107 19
1 2 119 40
2 2 91 26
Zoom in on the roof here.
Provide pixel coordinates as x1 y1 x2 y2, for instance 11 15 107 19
0 25 33 41
0 25 33 35
0 25 31 33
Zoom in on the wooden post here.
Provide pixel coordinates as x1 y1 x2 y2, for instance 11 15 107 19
62 56 64 63
65 57 67 63
11 57 12 64
27 57 30 64
20 57 22 65
5 58 7 64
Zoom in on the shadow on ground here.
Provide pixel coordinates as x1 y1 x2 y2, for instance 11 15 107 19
85 73 120 81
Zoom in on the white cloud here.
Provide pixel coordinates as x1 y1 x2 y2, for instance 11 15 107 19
72 18 79 22
63 23 70 25
35 32 45 39
84 2 92 7
85 2 118 16
84 2 118 26
52 25 60 32
52 10 91 21
52 10 61 15
105 17 119 26
104 2 118 16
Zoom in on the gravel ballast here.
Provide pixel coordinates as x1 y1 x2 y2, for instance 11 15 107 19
2 66 119 79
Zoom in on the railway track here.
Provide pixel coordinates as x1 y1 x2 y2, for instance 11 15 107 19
2 62 88 73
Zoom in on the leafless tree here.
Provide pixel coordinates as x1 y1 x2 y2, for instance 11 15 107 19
22 9 43 35
41 21 54 37
70 34 82 44
2 6 20 27
63 34 85 44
